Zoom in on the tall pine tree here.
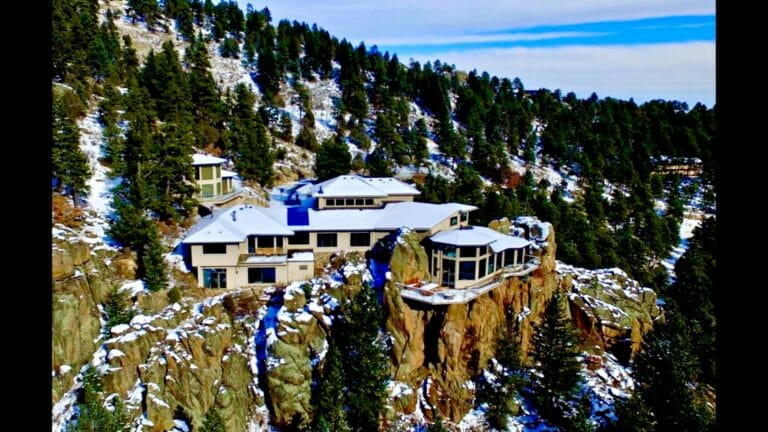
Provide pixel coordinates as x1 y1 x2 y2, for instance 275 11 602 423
528 294 586 428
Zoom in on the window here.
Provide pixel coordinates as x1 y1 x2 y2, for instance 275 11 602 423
355 198 365 206
203 268 227 288
299 265 309 270
346 199 355 206
202 243 227 254
201 184 214 198
442 258 455 288
195 167 201 180
487 258 495 274
216 182 221 196
460 211 468 222
459 246 476 258
288 232 310 245
365 198 374 205
459 261 476 280
257 236 274 248
248 267 276 284
247 236 256 253
201 166 213 180
350 232 370 247
450 216 458 226
496 253 503 270
326 199 335 206
317 233 337 247
215 165 221 178
443 246 457 258
504 250 515 266
478 258 487 278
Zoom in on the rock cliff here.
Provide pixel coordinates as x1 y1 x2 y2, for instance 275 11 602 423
383 218 559 422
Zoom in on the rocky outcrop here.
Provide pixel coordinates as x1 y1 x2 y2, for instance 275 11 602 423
265 286 329 429
99 290 268 432
51 233 116 404
384 219 559 422
558 263 663 361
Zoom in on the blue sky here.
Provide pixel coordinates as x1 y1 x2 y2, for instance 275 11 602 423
235 1 715 107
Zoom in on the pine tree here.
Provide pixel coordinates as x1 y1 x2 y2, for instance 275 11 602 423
311 340 350 431
315 135 351 181
229 84 274 186
147 122 197 222
141 222 168 292
103 287 135 333
481 319 526 430
52 91 91 206
528 294 586 428
337 286 390 431
630 313 715 431
67 367 130 432
199 406 226 432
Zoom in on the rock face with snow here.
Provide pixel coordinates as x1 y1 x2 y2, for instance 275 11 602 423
96 290 267 432
52 230 116 404
559 263 663 361
383 219 559 422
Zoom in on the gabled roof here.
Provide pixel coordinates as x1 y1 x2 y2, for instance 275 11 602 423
430 226 531 251
309 175 421 198
183 205 294 244
192 154 227 166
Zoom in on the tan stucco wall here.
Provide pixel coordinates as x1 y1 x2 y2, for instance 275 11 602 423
427 210 470 235
190 243 241 267
287 260 314 281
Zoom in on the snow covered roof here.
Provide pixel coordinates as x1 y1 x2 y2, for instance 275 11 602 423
430 226 531 251
221 169 237 178
192 154 227 166
183 199 478 244
309 174 420 198
260 201 476 232
183 205 295 244
242 255 287 264
365 177 421 196
311 175 387 198
288 251 314 262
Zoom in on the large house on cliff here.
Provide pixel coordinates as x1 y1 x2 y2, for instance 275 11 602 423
182 174 539 304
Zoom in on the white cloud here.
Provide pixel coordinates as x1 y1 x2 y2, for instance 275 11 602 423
399 42 715 107
242 1 715 41
373 31 608 47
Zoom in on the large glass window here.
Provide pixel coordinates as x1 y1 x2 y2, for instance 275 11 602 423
203 268 227 288
478 258 487 278
202 243 227 254
487 257 495 274
201 184 214 198
350 232 370 247
257 236 274 248
317 233 338 247
201 166 213 180
442 258 455 288
365 198 374 205
450 216 458 226
216 182 221 195
248 267 276 284
459 261 476 280
355 198 365 206
288 232 310 245
459 246 477 258
346 199 355 206
460 211 468 222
